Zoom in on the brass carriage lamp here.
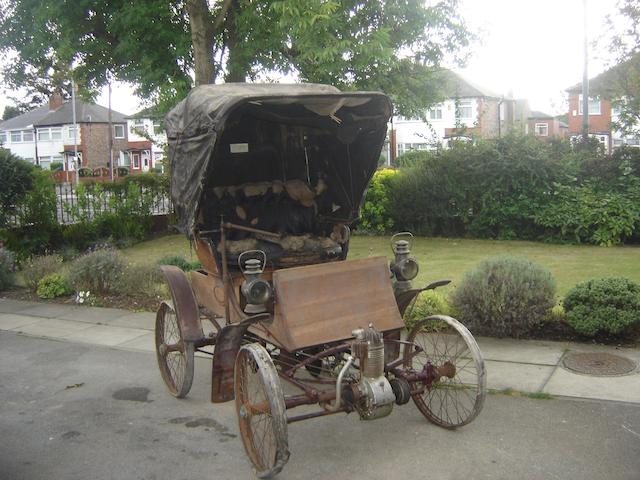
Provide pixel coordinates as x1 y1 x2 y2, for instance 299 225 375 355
240 257 273 314
390 237 419 292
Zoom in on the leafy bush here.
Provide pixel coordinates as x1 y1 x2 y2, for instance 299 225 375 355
1 168 60 258
563 277 640 336
36 273 71 299
0 247 16 291
450 256 557 338
68 249 125 294
359 168 397 233
534 180 640 246
403 290 452 330
49 162 63 171
118 263 165 295
21 254 64 291
158 255 201 272
0 149 33 228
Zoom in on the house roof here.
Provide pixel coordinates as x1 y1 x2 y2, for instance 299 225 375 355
0 105 51 130
528 110 554 119
34 99 127 126
0 99 127 130
566 54 640 96
125 106 163 120
439 70 504 99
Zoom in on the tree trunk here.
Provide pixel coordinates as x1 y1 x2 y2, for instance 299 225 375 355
224 0 248 82
186 0 214 86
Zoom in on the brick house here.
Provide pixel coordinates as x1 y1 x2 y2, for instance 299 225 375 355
566 59 640 153
526 111 568 140
390 70 530 160
122 108 167 173
0 93 132 172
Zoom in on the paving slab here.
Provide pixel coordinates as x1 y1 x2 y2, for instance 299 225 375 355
543 366 640 403
485 360 555 392
57 305 130 324
477 337 568 366
0 298 40 314
15 303 79 319
0 313 42 330
116 332 155 353
564 343 640 362
108 311 155 330
63 324 149 347
13 318 96 339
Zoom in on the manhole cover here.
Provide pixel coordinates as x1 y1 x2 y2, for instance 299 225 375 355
562 352 636 376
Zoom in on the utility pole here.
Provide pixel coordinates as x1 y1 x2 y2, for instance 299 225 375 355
108 81 114 181
72 78 79 185
582 0 589 142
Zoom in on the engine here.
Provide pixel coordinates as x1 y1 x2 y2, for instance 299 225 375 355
348 325 396 420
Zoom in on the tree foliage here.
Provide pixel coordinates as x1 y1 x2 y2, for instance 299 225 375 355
603 0 640 135
0 0 473 116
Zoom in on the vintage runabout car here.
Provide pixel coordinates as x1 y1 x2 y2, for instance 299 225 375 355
156 83 486 478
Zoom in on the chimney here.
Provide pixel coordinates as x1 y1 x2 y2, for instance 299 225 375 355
49 91 64 111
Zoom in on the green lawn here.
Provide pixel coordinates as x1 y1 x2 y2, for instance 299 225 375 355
121 234 640 298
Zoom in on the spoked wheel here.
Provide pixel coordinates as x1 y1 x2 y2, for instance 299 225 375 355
404 315 486 429
235 343 289 479
155 301 195 398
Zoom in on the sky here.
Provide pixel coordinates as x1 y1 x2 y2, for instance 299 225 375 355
0 0 626 117
457 0 620 115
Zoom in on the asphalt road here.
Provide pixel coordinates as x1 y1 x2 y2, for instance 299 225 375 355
1 331 639 480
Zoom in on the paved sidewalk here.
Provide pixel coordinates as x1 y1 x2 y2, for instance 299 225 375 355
1 297 638 404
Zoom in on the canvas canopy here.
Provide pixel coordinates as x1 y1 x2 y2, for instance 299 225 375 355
164 83 392 236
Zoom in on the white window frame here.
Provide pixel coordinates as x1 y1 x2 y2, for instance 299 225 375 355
458 100 474 120
22 130 34 142
428 105 443 120
11 130 23 142
0 131 6 144
114 124 125 139
534 123 549 137
578 95 601 115
132 152 141 169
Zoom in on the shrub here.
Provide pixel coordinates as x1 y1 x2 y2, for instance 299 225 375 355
563 277 640 336
403 290 452 330
49 162 63 171
118 263 165 296
450 256 557 338
0 247 16 291
21 254 64 291
36 273 71 299
359 168 397 233
68 249 125 294
0 149 33 228
158 255 201 272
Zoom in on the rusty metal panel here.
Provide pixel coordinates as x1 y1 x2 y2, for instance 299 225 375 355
190 270 226 319
160 266 204 342
270 257 404 351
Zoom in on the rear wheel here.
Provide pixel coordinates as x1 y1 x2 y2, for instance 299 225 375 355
235 343 289 478
155 301 195 398
404 315 486 428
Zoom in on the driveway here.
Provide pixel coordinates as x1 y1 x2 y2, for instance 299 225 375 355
1 332 639 480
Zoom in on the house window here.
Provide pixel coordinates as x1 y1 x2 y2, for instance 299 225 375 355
0 132 6 144
578 95 601 115
534 123 549 137
132 152 141 169
120 152 131 167
22 130 34 142
114 124 125 139
11 130 22 142
397 143 429 156
457 101 473 119
51 127 62 140
428 105 443 120
67 126 79 140
37 129 50 141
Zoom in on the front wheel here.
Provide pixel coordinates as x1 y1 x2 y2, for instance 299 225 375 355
155 301 195 398
404 315 486 428
235 343 290 478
